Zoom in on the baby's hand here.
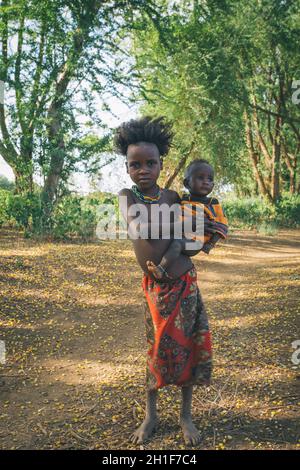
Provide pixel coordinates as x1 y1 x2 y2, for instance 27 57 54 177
203 219 218 235
201 242 214 254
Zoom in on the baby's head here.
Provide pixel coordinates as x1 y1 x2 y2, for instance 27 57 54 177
114 116 173 191
184 159 214 197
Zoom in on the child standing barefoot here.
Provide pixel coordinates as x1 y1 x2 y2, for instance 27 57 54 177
147 159 228 280
116 116 213 446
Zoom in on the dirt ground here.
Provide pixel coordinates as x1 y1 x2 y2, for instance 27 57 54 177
0 228 299 450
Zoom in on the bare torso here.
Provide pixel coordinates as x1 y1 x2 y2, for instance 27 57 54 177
120 188 193 279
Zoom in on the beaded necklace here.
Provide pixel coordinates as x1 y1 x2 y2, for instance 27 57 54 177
131 184 162 204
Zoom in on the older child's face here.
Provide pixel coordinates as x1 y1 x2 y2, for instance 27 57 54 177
187 163 214 196
126 142 162 191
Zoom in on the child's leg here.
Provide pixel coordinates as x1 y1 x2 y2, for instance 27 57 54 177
130 389 158 444
147 239 184 279
179 385 201 446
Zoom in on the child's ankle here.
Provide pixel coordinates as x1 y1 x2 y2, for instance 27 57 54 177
180 412 193 421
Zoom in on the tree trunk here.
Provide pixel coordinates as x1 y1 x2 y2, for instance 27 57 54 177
290 172 296 194
271 113 282 202
40 29 86 230
164 140 196 189
244 110 273 203
284 153 296 194
14 168 33 194
41 98 66 230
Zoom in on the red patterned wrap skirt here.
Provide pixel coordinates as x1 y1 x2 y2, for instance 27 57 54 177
142 266 212 390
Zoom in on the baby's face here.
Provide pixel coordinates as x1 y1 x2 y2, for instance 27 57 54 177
187 163 214 196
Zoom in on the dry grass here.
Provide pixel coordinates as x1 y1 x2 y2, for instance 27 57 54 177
0 227 299 450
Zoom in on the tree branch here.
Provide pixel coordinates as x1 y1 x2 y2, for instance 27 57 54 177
14 14 26 135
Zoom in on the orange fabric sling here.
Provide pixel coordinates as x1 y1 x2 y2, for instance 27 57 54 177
181 197 228 243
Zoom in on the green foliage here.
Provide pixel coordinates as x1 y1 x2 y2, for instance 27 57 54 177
223 197 276 229
223 194 300 229
274 194 300 228
85 192 118 207
0 189 119 240
6 193 41 231
52 192 118 240
256 221 279 236
52 196 90 240
131 0 300 199
1 0 164 226
1 188 299 238
0 176 15 191
0 189 10 227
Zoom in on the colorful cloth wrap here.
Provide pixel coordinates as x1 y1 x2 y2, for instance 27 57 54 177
142 266 212 390
181 195 228 243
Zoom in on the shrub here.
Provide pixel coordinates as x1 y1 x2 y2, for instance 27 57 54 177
223 194 300 230
52 195 102 240
1 190 119 240
274 194 300 227
52 196 83 239
256 221 279 236
223 197 275 228
0 189 10 227
0 176 15 191
6 192 41 231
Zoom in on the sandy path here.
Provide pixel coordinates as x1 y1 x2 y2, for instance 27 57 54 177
0 228 299 449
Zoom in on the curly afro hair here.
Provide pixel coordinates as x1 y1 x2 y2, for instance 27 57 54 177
114 115 174 157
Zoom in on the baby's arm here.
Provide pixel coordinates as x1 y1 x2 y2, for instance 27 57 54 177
202 200 229 254
147 236 203 279
153 214 218 273
202 232 222 254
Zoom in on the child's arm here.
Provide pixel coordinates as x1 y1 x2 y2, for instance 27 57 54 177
147 238 185 279
147 236 203 279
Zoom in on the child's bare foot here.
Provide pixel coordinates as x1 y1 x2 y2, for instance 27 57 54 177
130 416 158 444
179 416 201 446
146 260 165 280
